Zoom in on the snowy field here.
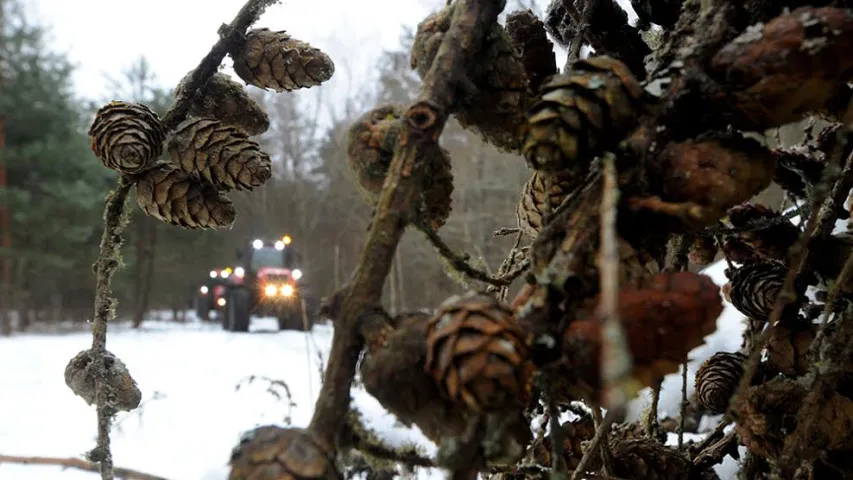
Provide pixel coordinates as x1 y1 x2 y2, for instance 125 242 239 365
0 260 744 479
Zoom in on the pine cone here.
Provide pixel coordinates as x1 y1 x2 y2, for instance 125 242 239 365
424 292 531 413
168 117 272 191
725 260 787 322
230 28 335 92
523 56 648 172
229 426 339 480
183 72 270 136
726 203 799 262
560 271 723 403
773 146 826 199
688 236 718 267
643 133 777 229
695 351 747 414
88 101 166 174
767 321 816 377
516 170 579 238
136 162 236 229
505 9 557 93
710 7 853 130
346 104 453 230
411 5 528 153
65 349 142 412
587 438 693 479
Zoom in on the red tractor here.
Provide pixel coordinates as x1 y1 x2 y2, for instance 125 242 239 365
220 235 314 332
194 267 234 321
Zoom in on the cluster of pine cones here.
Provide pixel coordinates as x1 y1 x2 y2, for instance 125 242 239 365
225 1 853 479
88 28 335 229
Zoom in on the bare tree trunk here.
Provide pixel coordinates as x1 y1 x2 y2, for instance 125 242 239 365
132 218 157 328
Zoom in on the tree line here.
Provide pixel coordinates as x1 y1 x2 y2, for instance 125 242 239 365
0 0 533 333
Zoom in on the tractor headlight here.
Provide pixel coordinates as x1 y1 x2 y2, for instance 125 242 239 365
200 286 209 294
209 270 218 278
221 270 230 278
264 284 278 297
281 284 294 297
216 297 226 307
234 267 245 278
291 269 302 280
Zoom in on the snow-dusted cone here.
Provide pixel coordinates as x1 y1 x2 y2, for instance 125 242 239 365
136 162 236 229
88 101 166 174
695 351 747 414
65 349 142 412
168 117 272 191
231 28 335 92
523 56 648 172
229 425 340 480
424 292 531 413
346 104 453 230
516 170 579 238
183 72 270 136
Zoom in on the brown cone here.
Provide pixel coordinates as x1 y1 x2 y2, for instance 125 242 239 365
560 271 722 403
766 322 816 377
229 425 339 480
89 101 166 174
695 351 747 414
411 5 528 153
183 72 270 136
168 117 272 191
726 260 787 322
726 203 800 262
505 9 557 93
516 170 580 238
136 162 236 229
588 438 693 480
523 56 648 172
346 104 453 230
424 291 531 413
688 236 718 267
65 349 142 412
231 28 335 92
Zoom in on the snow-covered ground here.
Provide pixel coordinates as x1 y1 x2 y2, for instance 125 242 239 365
0 260 745 479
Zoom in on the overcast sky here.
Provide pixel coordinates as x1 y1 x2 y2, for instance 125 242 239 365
29 0 636 104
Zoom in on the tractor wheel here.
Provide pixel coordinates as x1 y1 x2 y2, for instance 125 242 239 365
225 288 251 332
195 295 211 321
277 303 307 331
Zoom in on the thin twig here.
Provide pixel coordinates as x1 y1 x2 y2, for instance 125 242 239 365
0 455 170 480
415 220 512 287
566 0 595 70
678 362 688 450
598 153 634 409
570 408 620 480
160 0 282 130
307 0 507 450
89 176 133 480
644 379 662 439
547 391 569 477
592 406 616 477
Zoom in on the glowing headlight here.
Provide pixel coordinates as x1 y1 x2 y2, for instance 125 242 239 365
200 286 209 294
234 267 245 278
274 240 285 250
264 284 278 296
281 284 294 297
209 270 218 278
216 297 226 307
291 269 302 280
220 270 230 278
252 239 263 249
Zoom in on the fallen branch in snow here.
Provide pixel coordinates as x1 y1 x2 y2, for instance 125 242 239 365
0 455 170 480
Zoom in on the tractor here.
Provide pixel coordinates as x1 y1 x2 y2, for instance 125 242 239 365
194 267 234 321
219 235 314 332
